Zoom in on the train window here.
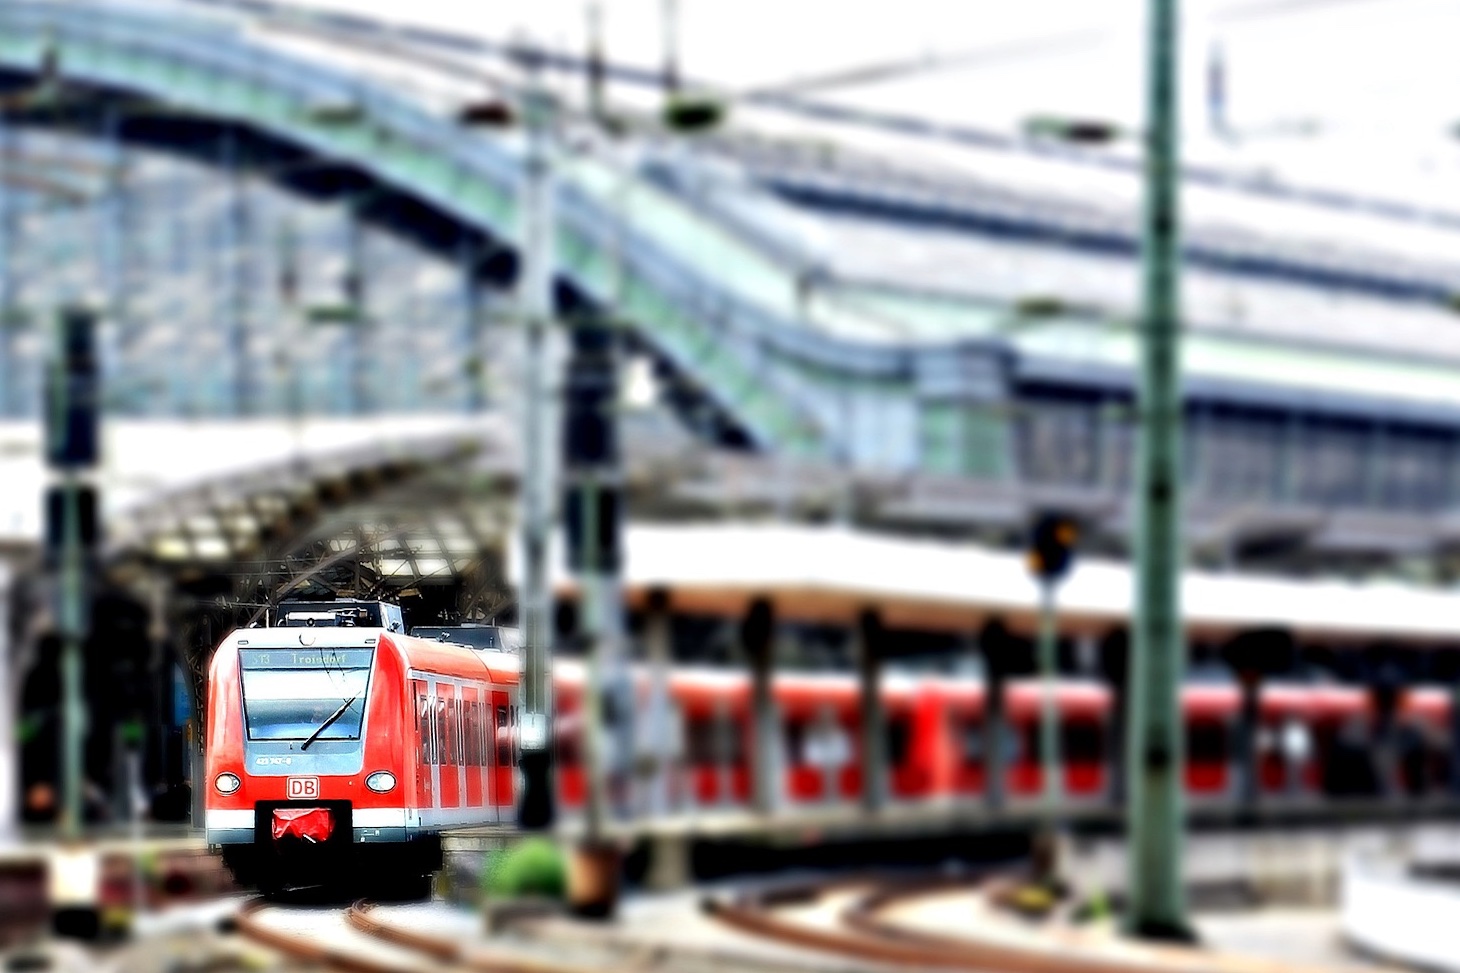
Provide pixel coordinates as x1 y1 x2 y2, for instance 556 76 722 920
449 698 461 765
686 718 717 766
512 706 520 766
427 693 439 765
466 700 478 766
497 705 512 766
959 719 984 765
886 718 911 767
784 720 807 767
417 691 431 765
437 696 450 766
719 715 745 765
1187 721 1229 763
1061 720 1105 763
687 715 743 766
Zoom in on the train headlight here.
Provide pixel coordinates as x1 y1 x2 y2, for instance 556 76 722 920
365 772 396 793
214 773 241 795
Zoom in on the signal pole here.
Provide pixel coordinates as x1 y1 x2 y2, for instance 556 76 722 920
46 307 100 840
1127 0 1191 941
515 43 558 831
1037 578 1060 815
1028 513 1075 883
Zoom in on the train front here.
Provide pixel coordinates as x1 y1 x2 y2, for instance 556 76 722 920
204 624 430 895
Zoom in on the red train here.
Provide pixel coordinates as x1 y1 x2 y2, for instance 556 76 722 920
206 614 1450 893
551 664 1451 809
204 620 516 895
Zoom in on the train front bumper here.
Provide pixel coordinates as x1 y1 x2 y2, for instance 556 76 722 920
204 807 412 845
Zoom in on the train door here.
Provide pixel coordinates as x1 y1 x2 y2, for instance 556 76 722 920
412 678 434 811
436 683 461 810
491 689 515 812
553 684 585 809
463 684 486 813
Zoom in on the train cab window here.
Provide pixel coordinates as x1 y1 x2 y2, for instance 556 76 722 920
238 647 373 742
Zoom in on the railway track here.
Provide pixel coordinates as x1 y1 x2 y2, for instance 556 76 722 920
702 874 1386 973
237 896 806 973
235 870 1374 973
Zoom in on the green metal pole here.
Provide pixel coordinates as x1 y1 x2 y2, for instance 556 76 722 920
1038 579 1061 815
1127 0 1191 941
516 47 558 830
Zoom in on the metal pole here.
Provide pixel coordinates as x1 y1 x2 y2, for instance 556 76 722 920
587 2 606 123
1038 580 1061 813
661 0 680 96
1127 0 1190 941
58 476 85 839
516 46 558 830
0 561 15 846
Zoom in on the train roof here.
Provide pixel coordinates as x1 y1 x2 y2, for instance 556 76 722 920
537 523 1460 644
216 626 518 684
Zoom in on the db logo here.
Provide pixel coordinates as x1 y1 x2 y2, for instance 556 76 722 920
287 777 320 800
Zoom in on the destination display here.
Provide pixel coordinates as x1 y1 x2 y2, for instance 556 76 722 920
239 648 375 670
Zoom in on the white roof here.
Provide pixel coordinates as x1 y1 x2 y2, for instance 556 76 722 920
528 522 1460 644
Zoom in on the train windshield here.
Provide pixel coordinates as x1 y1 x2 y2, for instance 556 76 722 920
239 648 374 742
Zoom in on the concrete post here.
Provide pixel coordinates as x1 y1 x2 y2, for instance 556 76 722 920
643 588 675 816
980 621 1009 811
515 45 559 831
1037 580 1062 813
1236 671 1261 809
741 598 777 814
1448 653 1460 800
856 609 886 813
0 560 14 845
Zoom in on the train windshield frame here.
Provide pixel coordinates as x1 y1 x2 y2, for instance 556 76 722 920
238 647 375 742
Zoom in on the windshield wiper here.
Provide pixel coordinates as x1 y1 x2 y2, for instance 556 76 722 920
300 695 359 751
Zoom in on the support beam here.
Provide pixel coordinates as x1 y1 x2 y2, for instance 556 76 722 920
1236 670 1260 809
1097 629 1129 806
856 608 886 813
0 560 13 845
741 597 777 814
642 587 676 816
516 48 558 831
979 620 1009 811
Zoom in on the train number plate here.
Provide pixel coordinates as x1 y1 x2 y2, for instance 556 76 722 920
286 777 320 800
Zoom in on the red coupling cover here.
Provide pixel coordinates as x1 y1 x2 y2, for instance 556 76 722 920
272 807 334 843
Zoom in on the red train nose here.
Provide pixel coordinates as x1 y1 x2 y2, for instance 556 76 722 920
272 807 335 844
